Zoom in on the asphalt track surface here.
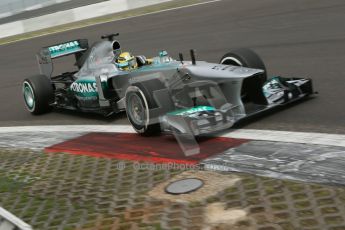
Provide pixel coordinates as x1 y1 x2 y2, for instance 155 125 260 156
0 0 345 134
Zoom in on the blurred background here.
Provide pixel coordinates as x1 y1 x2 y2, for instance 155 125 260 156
0 0 66 17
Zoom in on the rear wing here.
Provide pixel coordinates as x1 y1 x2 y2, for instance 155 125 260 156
36 39 89 77
46 39 89 59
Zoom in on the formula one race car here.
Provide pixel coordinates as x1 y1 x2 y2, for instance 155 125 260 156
22 33 314 153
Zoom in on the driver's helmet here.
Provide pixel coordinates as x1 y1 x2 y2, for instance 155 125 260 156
116 52 138 70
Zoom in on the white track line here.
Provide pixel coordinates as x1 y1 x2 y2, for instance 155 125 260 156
1 125 345 147
0 207 33 230
222 129 345 148
110 0 224 23
69 0 224 30
0 125 136 133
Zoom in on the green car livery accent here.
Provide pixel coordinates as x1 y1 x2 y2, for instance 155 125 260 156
48 40 85 59
69 77 107 98
168 106 215 116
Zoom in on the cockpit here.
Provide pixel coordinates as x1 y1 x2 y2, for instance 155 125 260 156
73 37 174 79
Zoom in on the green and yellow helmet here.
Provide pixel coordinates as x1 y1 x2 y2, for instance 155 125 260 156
116 52 138 70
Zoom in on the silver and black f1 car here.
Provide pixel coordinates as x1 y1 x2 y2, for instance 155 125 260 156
23 33 314 146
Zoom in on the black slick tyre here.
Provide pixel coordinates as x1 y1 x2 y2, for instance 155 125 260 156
22 75 54 115
125 85 161 136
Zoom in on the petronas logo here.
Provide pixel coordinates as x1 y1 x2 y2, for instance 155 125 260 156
71 82 97 93
49 41 81 57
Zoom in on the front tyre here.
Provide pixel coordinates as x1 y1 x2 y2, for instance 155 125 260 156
220 48 268 104
125 86 161 136
22 75 54 115
220 48 267 83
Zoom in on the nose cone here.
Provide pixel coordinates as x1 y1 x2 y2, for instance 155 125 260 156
184 61 264 80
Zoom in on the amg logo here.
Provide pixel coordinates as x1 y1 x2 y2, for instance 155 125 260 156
71 82 97 93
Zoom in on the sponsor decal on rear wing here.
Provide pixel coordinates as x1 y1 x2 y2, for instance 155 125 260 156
37 39 89 77
45 39 89 59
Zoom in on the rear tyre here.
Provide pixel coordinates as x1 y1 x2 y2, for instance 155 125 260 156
125 85 161 136
220 48 267 83
22 75 54 115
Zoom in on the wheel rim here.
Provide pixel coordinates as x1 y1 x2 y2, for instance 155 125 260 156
128 93 146 125
23 82 35 110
